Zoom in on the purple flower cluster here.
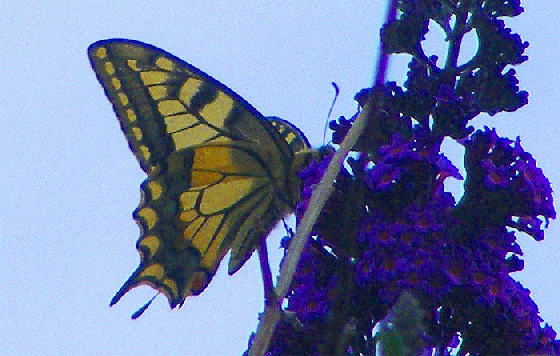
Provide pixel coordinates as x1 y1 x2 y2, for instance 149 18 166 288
460 127 555 242
257 1 558 354
268 125 557 355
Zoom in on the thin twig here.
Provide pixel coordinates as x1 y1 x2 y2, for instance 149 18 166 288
248 93 375 356
247 1 398 355
257 236 276 307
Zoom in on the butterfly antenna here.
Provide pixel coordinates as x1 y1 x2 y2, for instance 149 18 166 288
323 82 340 145
131 293 159 319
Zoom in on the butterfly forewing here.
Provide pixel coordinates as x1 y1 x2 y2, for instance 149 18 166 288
89 39 314 308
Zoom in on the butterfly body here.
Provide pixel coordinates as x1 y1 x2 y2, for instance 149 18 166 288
89 39 318 308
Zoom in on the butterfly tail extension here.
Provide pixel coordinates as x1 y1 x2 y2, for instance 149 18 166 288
112 170 219 309
109 248 212 309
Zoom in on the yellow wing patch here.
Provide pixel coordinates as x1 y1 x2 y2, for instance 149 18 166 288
89 39 320 309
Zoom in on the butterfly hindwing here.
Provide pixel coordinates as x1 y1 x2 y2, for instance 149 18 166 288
89 39 315 308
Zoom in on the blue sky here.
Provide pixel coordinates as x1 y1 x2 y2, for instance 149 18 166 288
1 1 559 355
